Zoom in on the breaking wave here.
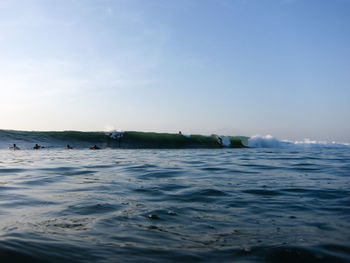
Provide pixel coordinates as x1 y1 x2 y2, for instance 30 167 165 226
248 135 350 148
0 130 247 149
1 130 348 149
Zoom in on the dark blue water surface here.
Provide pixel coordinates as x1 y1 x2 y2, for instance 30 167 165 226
0 148 349 262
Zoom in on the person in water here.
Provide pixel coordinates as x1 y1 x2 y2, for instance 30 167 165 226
89 145 100 150
9 144 20 150
65 144 73 149
218 137 223 146
33 144 42 149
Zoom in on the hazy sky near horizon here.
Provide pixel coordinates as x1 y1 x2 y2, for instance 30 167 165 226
0 0 349 142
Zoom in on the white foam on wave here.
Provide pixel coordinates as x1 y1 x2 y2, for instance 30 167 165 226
248 135 350 148
221 136 231 147
290 139 350 148
248 135 282 148
108 130 123 139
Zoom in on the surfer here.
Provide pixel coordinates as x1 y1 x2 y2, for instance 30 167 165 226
33 144 42 150
218 137 223 146
89 145 100 150
8 144 20 150
179 131 182 135
66 144 73 149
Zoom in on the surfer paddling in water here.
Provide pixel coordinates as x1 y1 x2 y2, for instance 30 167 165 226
8 144 20 150
89 145 100 150
33 144 44 149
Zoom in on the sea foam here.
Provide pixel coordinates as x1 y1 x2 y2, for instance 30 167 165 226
248 135 350 148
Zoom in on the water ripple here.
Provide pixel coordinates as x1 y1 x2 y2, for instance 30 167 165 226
0 148 348 262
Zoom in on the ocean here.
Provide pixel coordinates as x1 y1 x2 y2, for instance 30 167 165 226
0 130 349 262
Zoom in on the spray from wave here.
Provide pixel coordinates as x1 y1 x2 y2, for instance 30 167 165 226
248 135 350 148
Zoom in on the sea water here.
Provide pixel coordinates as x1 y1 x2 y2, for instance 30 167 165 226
0 148 349 262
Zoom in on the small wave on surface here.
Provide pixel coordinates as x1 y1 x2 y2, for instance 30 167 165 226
248 135 350 149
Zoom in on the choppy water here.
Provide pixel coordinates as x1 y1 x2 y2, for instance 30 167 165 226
0 148 349 262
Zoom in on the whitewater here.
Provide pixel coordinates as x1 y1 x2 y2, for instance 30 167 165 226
247 135 350 149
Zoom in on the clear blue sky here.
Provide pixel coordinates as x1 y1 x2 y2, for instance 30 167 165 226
1 0 349 142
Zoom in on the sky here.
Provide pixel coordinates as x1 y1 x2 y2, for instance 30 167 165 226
0 0 349 142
